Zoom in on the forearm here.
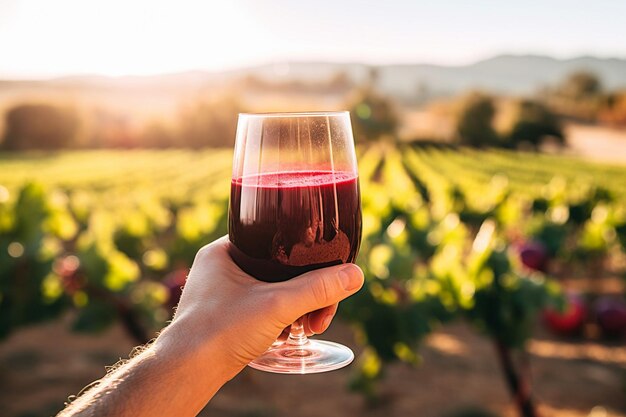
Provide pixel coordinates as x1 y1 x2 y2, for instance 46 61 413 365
59 322 235 417
57 237 364 417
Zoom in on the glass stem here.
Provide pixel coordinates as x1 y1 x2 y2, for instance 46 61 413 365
286 317 309 347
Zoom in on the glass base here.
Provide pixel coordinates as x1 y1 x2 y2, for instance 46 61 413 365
248 339 354 374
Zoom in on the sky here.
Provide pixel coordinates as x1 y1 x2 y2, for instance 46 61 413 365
0 0 624 79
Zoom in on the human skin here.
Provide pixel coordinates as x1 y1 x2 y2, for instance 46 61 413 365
57 236 364 417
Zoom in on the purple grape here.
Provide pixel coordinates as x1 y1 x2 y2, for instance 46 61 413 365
594 296 626 338
519 240 549 272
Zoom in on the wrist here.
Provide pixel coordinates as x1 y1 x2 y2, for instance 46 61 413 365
155 314 243 384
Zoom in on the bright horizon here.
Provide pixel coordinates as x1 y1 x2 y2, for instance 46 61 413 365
1 0 625 80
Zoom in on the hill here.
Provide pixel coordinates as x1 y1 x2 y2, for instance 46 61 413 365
0 55 625 108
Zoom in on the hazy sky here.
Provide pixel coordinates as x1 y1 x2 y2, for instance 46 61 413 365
0 0 624 79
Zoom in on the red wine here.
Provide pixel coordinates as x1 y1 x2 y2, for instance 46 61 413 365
229 171 362 282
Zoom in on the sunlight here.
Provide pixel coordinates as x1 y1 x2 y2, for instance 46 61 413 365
0 0 269 77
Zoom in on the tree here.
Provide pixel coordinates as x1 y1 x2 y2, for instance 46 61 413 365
348 90 399 142
327 71 353 92
560 71 602 99
177 95 244 148
2 103 80 150
346 69 399 143
507 100 564 149
598 91 626 127
455 92 498 147
542 71 604 122
141 121 176 148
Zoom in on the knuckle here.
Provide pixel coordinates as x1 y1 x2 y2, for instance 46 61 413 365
195 244 212 260
195 237 230 266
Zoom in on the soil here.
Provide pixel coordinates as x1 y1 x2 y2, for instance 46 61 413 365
1 313 624 417
564 123 626 165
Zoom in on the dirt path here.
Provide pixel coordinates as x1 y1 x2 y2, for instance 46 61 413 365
564 123 626 165
402 110 626 165
1 318 624 417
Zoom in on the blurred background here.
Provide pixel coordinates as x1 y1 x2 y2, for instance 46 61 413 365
1 1 625 416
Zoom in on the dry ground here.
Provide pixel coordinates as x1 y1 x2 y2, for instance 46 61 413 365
1 315 624 417
563 123 626 165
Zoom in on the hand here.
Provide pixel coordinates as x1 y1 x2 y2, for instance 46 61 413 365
159 236 364 379
58 236 363 417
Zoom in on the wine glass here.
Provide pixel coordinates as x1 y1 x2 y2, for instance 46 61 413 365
228 111 362 374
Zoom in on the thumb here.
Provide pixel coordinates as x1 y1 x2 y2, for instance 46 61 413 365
270 263 364 323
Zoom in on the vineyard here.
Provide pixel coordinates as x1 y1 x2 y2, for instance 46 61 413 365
1 145 626 416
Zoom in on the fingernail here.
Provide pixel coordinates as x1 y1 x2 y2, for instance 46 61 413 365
321 314 333 331
339 264 361 291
